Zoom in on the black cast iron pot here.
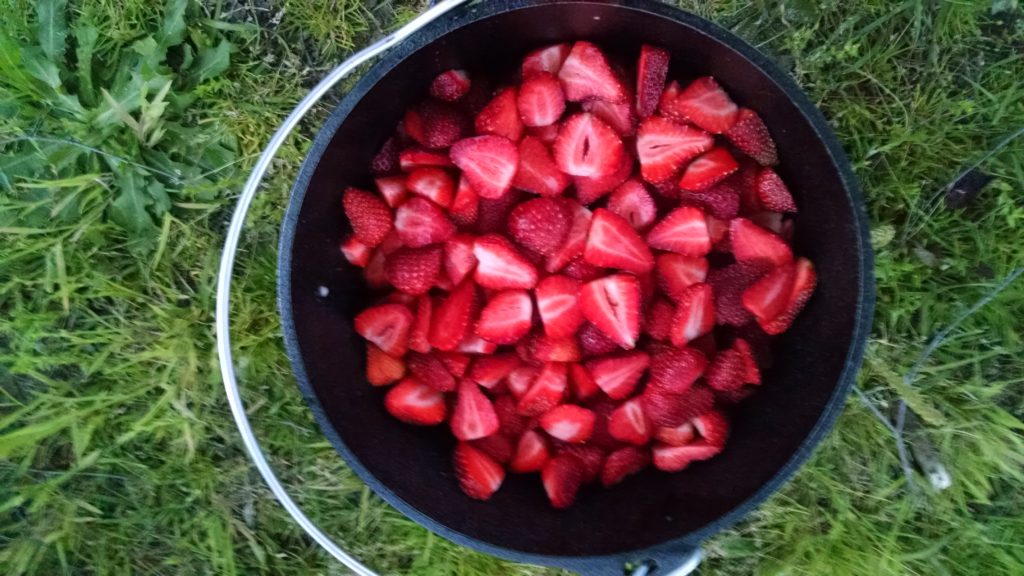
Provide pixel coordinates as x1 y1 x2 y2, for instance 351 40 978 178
277 1 874 573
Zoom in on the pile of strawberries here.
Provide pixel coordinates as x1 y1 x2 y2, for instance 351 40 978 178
340 41 816 509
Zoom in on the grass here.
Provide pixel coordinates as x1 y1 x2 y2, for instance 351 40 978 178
1 0 1023 574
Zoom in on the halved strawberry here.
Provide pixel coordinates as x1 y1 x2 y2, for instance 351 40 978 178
473 234 539 289
636 45 670 118
582 98 637 137
451 380 500 441
385 377 447 425
679 147 739 191
355 303 413 357
507 364 540 399
725 108 778 166
601 446 650 487
542 454 586 509
569 363 601 401
554 113 624 178
540 405 596 443
428 279 478 351
584 209 655 274
580 274 642 349
374 176 408 208
652 441 722 472
528 122 561 144
475 189 521 234
708 261 770 326
742 261 796 323
643 298 675 341
755 167 797 212
557 445 605 484
667 77 738 134
670 283 715 346
371 136 399 175
436 351 471 377
557 41 627 103
406 167 455 208
657 80 687 122
761 258 816 335
343 187 392 247
444 234 477 286
453 442 505 500
472 433 513 464
656 254 708 301
457 333 499 355
341 235 371 268
705 215 731 249
430 69 471 102
646 206 711 256
641 385 715 428
518 72 566 127
508 198 571 256
407 351 456 393
513 136 570 197
474 87 523 141
730 218 793 266
386 245 442 295
522 43 571 78
394 197 455 248
517 362 568 417
607 179 657 231
648 347 707 394
510 429 551 473
706 339 759 392
366 344 405 386
529 333 582 363
406 100 469 149
476 290 533 344
399 147 453 171
679 179 741 220
363 248 389 287
653 421 695 446
635 116 714 184
693 410 730 447
449 176 479 226
574 149 633 205
586 351 650 399
608 397 651 445
495 395 528 437
536 275 584 338
469 353 520 389
450 136 519 200
545 200 592 273
562 258 603 282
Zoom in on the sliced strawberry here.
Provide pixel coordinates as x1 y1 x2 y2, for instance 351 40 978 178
509 429 550 473
540 405 596 443
584 209 655 274
670 283 715 346
430 69 471 102
508 197 571 256
657 80 687 122
517 362 568 417
730 218 793 266
608 398 651 445
554 113 624 179
371 136 399 175
742 261 797 322
399 147 453 171
406 100 469 149
574 149 633 205
761 257 816 335
436 351 471 377
518 72 566 127
451 379 500 441
586 351 650 400
636 45 670 118
523 43 571 77
679 147 739 191
580 274 642 349
405 167 455 208
355 303 413 357
384 377 447 425
475 87 524 142
646 206 711 256
652 441 722 472
450 136 519 200
444 233 477 286
507 364 540 399
448 176 479 226
582 98 637 137
476 290 533 344
366 344 405 386
473 234 539 289
528 122 561 144
569 363 601 401
656 254 708 301
558 41 627 103
557 445 605 484
542 454 586 509
513 136 570 197
708 261 771 326
468 354 519 389
575 323 618 359
562 258 603 282
635 116 714 183
343 187 392 247
648 347 707 394
453 442 505 500
394 197 455 248
734 161 761 214
725 108 778 166
475 189 521 234
409 297 432 353
643 298 675 341
669 77 738 134
472 433 513 464
363 248 389 288
374 176 408 209
706 339 759 392
385 245 442 295
705 215 731 249
495 395 529 437
653 421 695 446
536 275 584 339
749 211 784 234
341 235 371 267
679 179 741 220
545 200 592 273
406 351 456 393
601 446 650 487
529 334 582 363
457 333 498 355
693 410 730 447
755 167 797 212
428 278 478 351
607 179 657 231
641 384 716 428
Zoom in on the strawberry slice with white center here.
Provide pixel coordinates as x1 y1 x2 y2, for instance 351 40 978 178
554 113 625 178
473 234 539 289
725 108 778 166
574 149 634 206
451 379 500 441
450 135 520 200
385 245 442 295
444 234 477 286
509 429 551 473
508 197 571 256
428 278 478 351
730 218 793 266
407 351 456 392
513 136 570 197
453 442 505 500
584 209 655 274
679 147 739 191
469 353 520 389
542 454 586 509
582 98 638 137
394 197 455 248
653 421 696 446
366 344 405 386
529 333 582 363
569 363 601 401
474 87 523 142
646 206 712 256
608 397 651 445
517 362 568 417
343 187 393 247
648 347 707 394
341 236 371 267
430 69 471 102
522 43 571 78
742 261 797 323
374 176 408 208
540 404 596 443
586 351 650 399
384 377 447 425
506 365 539 399
668 76 739 134
693 410 730 447
399 147 453 171
536 275 584 338
456 332 499 355
557 41 627 103
636 45 670 118
760 258 816 335
475 290 534 345
601 446 650 487
406 166 455 208
669 283 715 346
355 303 413 357
607 179 657 232
755 167 797 212
545 200 593 273
636 116 714 183
581 274 642 349
656 253 708 301
518 72 566 127
652 441 722 472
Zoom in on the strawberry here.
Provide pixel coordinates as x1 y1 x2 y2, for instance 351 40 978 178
708 261 771 326
542 454 586 509
436 351 471 378
635 116 714 183
355 303 413 357
341 236 371 267
473 234 539 289
385 245 442 295
475 87 523 141
574 149 633 205
741 261 796 323
384 377 447 425
457 333 499 354
580 274 642 349
601 446 650 487
636 45 670 118
536 275 584 338
569 363 601 401
451 379 500 440
734 161 761 214
586 351 650 400
654 421 696 446
374 176 408 208
679 179 741 220
608 398 651 445
472 433 514 464
450 135 520 200
430 69 471 102
513 136 570 197
444 234 477 286
705 215 731 248
643 298 675 341
760 258 816 335
522 43 571 77
371 136 399 175
607 179 657 231
657 80 687 121
407 351 457 393
545 200 592 273
730 218 793 266
405 167 455 208
656 254 708 301
394 197 455 248
693 410 730 447
518 72 566 127
507 364 539 399
558 41 627 103
363 248 389 287
670 283 715 346
510 429 551 473
646 206 712 256
648 347 708 394
467 354 519 389
706 339 759 392
453 442 505 500
517 362 568 417
450 176 479 226
495 394 529 436
562 258 603 282
528 122 561 144
584 209 655 273
749 211 784 234
406 100 469 149
428 278 478 351
582 98 637 137
755 167 797 212
557 445 605 484
343 187 393 247
679 147 739 191
399 147 453 171
366 344 405 386
540 404 596 443
667 77 738 134
476 290 533 344
529 333 582 362
725 108 778 166
508 198 571 256
641 384 715 428
475 189 521 234
554 113 624 178
652 441 722 472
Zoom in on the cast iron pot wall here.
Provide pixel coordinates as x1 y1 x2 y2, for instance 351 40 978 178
278 0 874 570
